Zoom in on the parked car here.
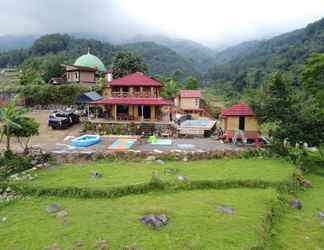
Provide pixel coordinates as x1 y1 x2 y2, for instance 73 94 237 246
48 111 80 129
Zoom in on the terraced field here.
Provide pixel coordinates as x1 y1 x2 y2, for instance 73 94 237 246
0 158 322 249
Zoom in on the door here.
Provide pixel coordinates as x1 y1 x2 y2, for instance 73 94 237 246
239 116 245 131
138 105 151 120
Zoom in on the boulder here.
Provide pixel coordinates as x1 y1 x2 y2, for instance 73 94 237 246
176 175 187 182
164 168 178 175
56 210 68 219
155 159 165 165
46 203 61 213
140 214 169 229
289 199 302 209
91 171 102 178
302 180 312 188
317 211 324 219
95 239 108 250
217 205 235 215
145 155 156 161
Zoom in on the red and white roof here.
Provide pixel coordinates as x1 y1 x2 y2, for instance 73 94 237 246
221 102 255 116
92 97 173 106
108 72 162 87
180 90 201 98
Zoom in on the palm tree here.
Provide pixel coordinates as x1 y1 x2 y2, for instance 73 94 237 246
161 80 180 100
0 96 29 152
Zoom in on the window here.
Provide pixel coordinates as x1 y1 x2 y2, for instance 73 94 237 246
195 98 199 106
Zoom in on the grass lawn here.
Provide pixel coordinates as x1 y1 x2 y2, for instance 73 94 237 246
19 159 294 189
0 189 276 250
272 169 324 249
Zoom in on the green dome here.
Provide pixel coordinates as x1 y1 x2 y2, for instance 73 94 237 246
74 52 105 72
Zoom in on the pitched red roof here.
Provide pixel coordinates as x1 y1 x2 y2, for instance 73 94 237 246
92 97 173 106
221 102 255 116
108 72 162 87
180 90 201 98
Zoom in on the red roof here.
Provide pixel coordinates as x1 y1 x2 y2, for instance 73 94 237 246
180 90 201 98
221 102 255 116
92 97 173 106
108 72 162 87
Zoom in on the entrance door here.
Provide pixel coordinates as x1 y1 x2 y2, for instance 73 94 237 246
239 116 245 130
138 105 151 120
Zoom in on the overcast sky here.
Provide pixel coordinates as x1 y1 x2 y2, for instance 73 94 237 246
1 0 324 47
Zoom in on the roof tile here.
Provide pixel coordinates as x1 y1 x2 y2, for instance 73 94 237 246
109 72 161 87
221 102 255 116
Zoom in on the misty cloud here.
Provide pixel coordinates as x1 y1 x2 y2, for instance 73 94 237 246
1 0 324 47
0 0 153 38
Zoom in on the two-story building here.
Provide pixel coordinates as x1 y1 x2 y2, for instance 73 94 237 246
49 50 106 85
91 72 173 122
175 90 206 118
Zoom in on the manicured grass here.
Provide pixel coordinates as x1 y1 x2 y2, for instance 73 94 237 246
272 170 324 249
19 159 294 189
0 189 276 250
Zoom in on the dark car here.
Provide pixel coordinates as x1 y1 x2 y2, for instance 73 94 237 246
48 111 80 129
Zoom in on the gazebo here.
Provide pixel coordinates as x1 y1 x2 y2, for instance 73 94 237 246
221 102 261 143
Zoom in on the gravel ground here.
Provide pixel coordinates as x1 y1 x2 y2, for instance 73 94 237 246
0 111 240 153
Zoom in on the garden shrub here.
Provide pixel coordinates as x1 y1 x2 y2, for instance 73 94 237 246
19 84 91 106
0 152 32 180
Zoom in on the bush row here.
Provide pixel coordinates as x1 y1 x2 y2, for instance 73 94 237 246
18 84 99 106
0 152 33 180
10 178 292 199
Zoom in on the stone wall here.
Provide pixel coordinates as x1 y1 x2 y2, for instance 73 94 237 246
50 148 246 165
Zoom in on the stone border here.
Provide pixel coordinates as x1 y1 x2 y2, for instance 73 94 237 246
50 148 249 164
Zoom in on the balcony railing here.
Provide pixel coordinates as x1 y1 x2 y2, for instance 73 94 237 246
111 92 157 98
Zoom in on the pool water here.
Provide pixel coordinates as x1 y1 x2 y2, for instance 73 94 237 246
181 120 209 127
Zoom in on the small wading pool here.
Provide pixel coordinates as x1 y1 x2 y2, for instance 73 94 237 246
71 135 101 147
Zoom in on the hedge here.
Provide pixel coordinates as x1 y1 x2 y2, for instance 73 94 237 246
18 84 98 106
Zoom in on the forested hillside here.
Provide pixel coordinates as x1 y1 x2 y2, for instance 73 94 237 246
120 42 199 77
209 18 324 90
0 34 200 78
126 34 216 72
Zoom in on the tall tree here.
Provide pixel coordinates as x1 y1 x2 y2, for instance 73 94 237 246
301 53 324 107
112 51 148 78
253 72 293 123
184 75 198 89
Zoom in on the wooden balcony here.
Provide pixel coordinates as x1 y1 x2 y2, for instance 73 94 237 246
111 92 157 98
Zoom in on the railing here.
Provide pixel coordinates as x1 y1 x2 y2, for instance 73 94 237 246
111 92 157 98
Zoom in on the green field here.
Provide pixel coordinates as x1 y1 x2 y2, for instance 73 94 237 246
1 158 323 249
0 189 276 250
20 159 294 189
272 170 324 249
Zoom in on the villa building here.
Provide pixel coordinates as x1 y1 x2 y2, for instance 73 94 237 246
91 72 173 122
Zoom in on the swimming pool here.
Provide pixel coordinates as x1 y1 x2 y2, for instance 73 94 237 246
181 119 210 127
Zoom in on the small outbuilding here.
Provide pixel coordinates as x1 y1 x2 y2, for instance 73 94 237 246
221 102 261 143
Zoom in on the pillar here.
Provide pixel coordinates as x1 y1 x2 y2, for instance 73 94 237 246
150 105 155 121
113 105 117 120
